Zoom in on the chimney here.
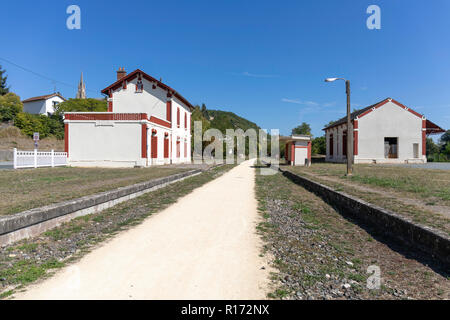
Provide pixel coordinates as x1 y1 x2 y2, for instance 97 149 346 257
117 67 127 80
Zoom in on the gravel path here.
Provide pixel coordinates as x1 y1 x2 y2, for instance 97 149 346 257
13 160 270 300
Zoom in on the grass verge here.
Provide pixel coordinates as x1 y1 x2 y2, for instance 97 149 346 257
0 166 192 216
255 166 449 300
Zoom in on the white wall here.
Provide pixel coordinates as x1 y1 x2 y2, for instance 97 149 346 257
357 101 423 163
171 97 191 163
23 100 45 114
68 121 144 167
45 96 64 114
112 78 168 120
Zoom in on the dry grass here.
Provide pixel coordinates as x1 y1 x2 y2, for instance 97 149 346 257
0 166 190 216
256 168 449 300
0 126 64 151
293 163 450 204
288 163 450 234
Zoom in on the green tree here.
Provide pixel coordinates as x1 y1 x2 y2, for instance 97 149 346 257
426 137 439 156
0 92 23 122
440 130 450 145
14 112 46 137
312 136 326 155
13 112 64 139
54 98 107 116
291 122 311 135
0 65 9 95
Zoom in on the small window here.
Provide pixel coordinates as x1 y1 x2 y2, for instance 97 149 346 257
136 79 143 93
413 143 419 158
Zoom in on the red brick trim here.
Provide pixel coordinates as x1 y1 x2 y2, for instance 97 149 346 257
101 69 194 110
358 98 423 120
422 119 426 156
65 113 147 121
64 123 69 157
353 120 358 156
149 116 171 128
108 90 113 112
307 141 311 160
141 124 147 158
291 143 295 165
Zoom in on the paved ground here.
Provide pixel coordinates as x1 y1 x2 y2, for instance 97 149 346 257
382 162 450 170
14 160 270 300
0 161 12 170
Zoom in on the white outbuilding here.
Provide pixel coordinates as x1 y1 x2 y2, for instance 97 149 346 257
64 68 193 167
281 135 312 166
22 93 66 115
324 98 445 164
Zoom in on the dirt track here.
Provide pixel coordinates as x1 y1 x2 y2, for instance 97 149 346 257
14 160 270 300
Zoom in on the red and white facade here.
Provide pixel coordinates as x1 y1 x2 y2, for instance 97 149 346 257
283 135 312 166
64 68 193 167
324 98 444 164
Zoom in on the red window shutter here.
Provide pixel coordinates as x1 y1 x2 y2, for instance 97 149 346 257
177 108 180 127
164 136 169 158
151 134 158 158
166 101 172 122
184 113 187 129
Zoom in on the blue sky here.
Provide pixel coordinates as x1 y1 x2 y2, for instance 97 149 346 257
2 0 449 138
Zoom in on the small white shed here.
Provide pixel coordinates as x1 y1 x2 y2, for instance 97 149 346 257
281 135 312 166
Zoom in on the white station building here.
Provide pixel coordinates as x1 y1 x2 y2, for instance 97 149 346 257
64 68 193 167
324 98 444 164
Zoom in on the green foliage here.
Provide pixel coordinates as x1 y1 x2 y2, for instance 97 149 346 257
291 122 311 136
0 65 9 96
426 137 439 156
312 136 326 155
427 131 450 162
0 92 23 122
207 109 260 133
440 130 450 145
54 98 107 116
191 104 261 157
13 112 64 139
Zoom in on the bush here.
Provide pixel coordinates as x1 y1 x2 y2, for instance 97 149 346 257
0 93 23 122
54 98 107 116
13 112 64 139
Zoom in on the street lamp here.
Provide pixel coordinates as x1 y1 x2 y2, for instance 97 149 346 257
324 77 353 176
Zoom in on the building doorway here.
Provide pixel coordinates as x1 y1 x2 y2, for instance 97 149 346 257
151 131 158 159
384 137 398 158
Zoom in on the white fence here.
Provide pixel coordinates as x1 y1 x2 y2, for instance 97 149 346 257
13 148 68 169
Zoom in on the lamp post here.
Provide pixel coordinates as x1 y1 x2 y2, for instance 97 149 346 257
325 77 353 176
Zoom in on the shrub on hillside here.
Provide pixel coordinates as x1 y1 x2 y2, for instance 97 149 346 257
0 93 23 122
14 112 64 139
54 98 107 116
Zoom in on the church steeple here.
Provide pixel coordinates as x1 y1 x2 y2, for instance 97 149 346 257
76 72 87 99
